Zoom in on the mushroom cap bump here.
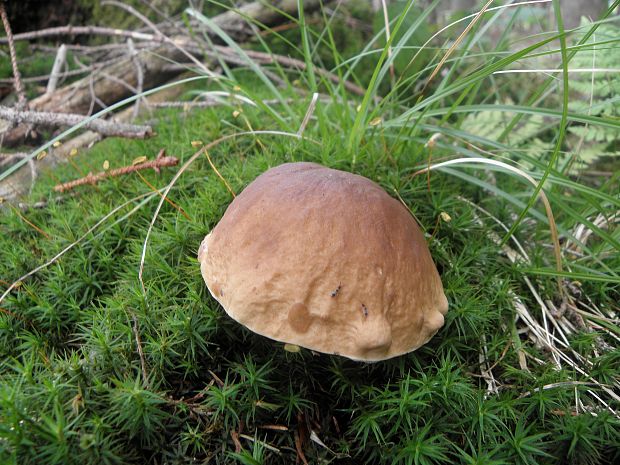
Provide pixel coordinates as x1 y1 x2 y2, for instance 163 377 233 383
198 162 448 362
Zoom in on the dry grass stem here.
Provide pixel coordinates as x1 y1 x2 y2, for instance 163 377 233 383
135 171 191 221
238 434 281 453
298 92 319 135
8 205 51 239
462 197 620 415
423 0 494 92
204 149 236 199
130 311 149 388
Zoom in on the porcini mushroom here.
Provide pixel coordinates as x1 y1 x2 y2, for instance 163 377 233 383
198 162 448 361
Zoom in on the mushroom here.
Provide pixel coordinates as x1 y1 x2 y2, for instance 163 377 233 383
198 162 448 362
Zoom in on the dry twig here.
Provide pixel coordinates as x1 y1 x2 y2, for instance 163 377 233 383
0 25 159 44
102 0 213 76
127 38 145 119
0 105 153 139
54 149 178 192
45 44 67 95
16 193 75 211
0 67 91 84
1 1 362 148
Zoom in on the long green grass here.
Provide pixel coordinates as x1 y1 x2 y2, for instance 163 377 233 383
1 1 619 463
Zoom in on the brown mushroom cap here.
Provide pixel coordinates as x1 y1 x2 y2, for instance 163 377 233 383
198 162 448 361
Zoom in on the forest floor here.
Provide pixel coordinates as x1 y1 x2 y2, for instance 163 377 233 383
1 1 619 464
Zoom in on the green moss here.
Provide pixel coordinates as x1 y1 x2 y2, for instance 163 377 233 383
0 92 617 463
1 2 619 464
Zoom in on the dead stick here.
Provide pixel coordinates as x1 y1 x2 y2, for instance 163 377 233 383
0 25 159 44
168 43 369 98
0 68 89 84
0 3 27 109
31 41 156 53
127 38 144 119
0 105 153 139
45 44 67 95
102 0 212 76
54 150 178 192
0 55 124 84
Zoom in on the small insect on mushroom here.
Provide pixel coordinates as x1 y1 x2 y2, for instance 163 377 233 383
331 283 342 298
361 304 369 318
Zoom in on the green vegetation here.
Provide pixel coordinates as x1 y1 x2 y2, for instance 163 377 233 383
0 43 77 100
1 1 619 464
567 18 620 164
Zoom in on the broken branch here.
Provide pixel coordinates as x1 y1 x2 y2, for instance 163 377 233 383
0 105 153 139
0 25 159 44
53 149 178 192
45 44 67 95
